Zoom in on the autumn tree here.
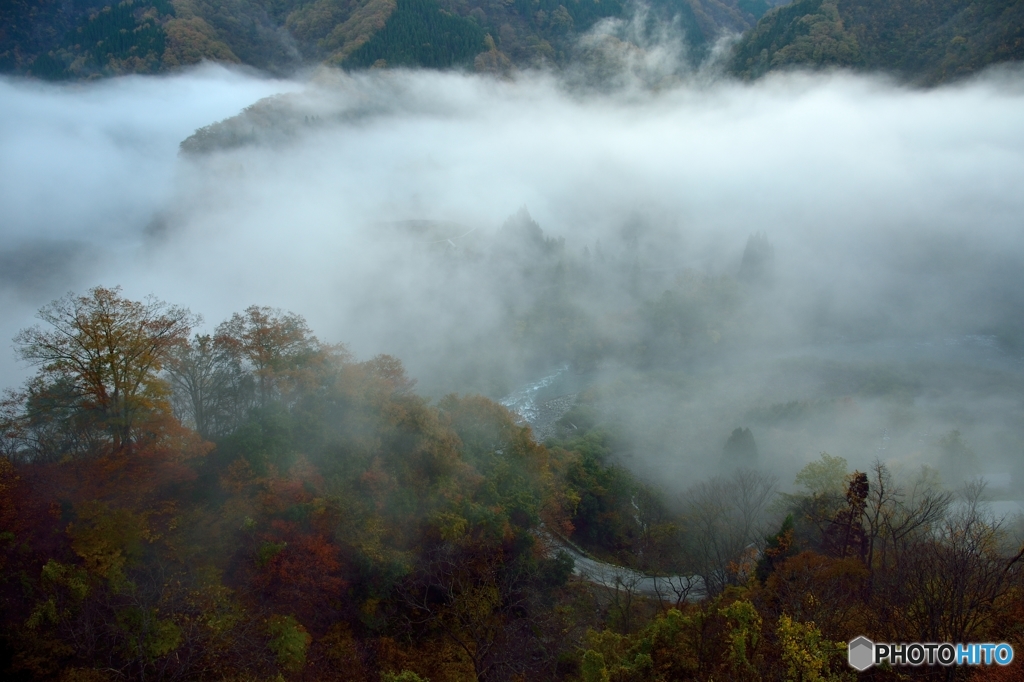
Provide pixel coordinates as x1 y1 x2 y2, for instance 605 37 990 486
823 470 869 561
886 482 1024 645
215 305 334 408
683 469 778 595
164 333 250 439
12 287 196 453
396 541 569 682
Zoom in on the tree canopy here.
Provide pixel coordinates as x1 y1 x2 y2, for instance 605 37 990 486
12 286 196 452
1 289 1022 681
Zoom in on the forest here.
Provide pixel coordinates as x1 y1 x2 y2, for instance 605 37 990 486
728 0 1024 84
0 0 761 80
1 265 1022 680
2 0 1024 675
5 0 1024 85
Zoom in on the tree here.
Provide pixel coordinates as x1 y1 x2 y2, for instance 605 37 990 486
823 471 869 561
164 333 249 439
397 543 539 681
214 306 328 408
722 427 758 468
888 481 1023 645
937 429 979 485
13 287 196 452
794 452 849 498
775 614 847 682
683 469 778 595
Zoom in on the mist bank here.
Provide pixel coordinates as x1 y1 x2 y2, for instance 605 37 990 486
0 64 300 382
3 63 1024 495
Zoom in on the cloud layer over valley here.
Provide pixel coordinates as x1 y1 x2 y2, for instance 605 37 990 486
3 60 1023 496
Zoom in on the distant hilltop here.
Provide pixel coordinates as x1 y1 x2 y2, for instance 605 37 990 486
729 0 1024 85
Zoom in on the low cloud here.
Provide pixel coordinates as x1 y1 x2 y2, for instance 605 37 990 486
3 57 1024 493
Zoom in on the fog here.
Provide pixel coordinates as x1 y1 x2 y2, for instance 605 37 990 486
2 57 1024 499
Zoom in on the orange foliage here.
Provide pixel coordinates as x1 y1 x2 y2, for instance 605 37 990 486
763 550 871 641
249 520 348 632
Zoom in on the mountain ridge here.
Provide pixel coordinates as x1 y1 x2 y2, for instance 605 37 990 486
3 0 1022 85
0 0 767 79
729 0 1024 84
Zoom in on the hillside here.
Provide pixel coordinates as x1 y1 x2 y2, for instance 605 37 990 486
729 0 1024 84
0 0 768 79
2 284 1023 680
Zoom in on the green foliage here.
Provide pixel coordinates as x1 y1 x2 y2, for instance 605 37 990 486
4 0 766 78
14 0 1021 80
737 0 770 20
116 606 183 660
795 452 849 497
256 540 288 567
563 442 637 555
267 614 311 671
730 0 1024 83
74 3 166 61
26 1 175 79
346 0 485 69
580 649 609 682
580 601 767 681
536 550 575 590
219 405 296 474
754 513 795 582
27 560 92 629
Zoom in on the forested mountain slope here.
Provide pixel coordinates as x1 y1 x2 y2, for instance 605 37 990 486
0 0 768 79
729 0 1024 84
2 286 1023 680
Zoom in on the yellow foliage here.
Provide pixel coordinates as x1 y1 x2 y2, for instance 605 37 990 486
776 614 850 682
162 14 239 67
719 599 762 676
67 501 150 586
322 0 398 62
433 510 469 541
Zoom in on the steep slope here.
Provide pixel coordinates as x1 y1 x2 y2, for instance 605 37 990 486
1 0 767 79
729 0 1024 84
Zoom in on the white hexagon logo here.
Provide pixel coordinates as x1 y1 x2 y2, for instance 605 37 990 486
848 636 874 671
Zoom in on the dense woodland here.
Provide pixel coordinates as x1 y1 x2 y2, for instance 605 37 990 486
3 0 1024 676
4 0 1024 83
0 0 765 79
728 0 1024 84
1 272 1022 680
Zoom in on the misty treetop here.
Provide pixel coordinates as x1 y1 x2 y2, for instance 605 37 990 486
0 287 579 679
2 286 1023 680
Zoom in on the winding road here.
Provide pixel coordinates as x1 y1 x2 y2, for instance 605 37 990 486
503 368 706 601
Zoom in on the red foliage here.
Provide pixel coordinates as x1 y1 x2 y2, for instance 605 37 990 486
249 520 348 632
